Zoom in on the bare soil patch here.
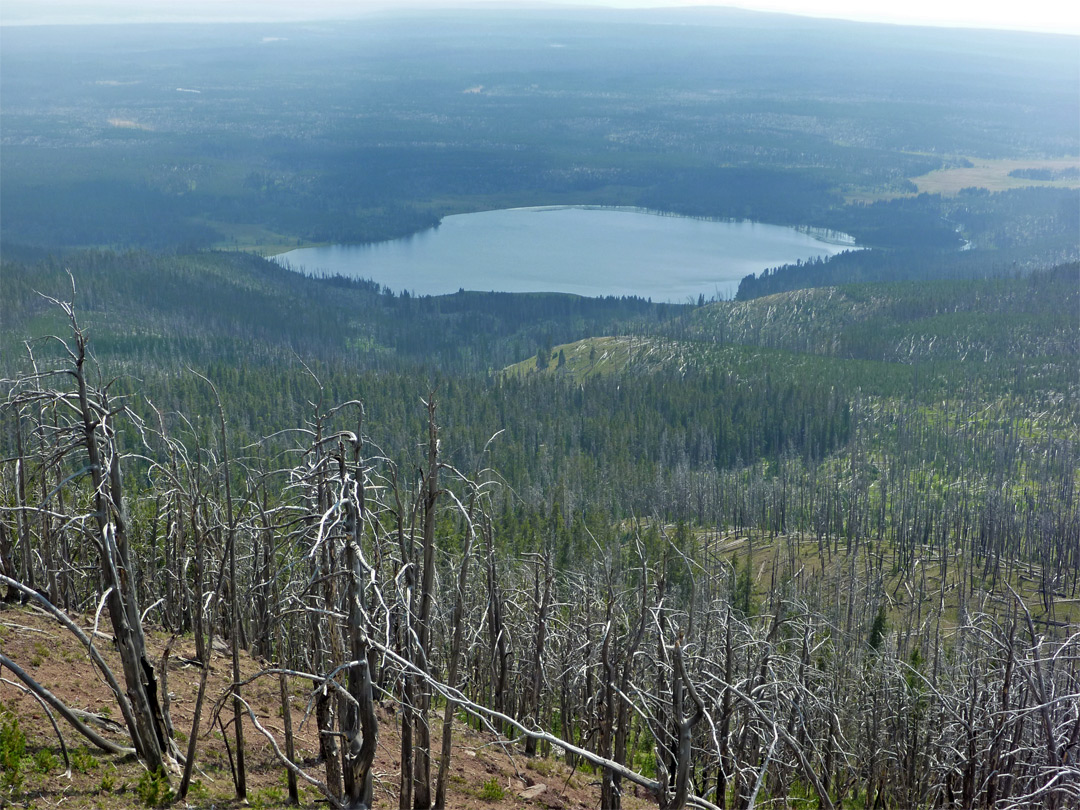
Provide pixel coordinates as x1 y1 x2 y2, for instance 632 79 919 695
0 603 645 810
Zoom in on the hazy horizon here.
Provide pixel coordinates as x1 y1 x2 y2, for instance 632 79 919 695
2 0 1078 36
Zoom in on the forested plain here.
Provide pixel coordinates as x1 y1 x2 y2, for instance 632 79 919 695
1 8 1079 810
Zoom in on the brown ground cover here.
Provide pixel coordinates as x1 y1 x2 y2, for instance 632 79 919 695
0 603 645 810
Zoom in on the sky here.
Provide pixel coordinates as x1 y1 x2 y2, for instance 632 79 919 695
1 0 1078 35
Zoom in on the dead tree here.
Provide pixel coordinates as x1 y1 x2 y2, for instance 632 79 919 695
662 637 706 810
412 395 441 810
434 486 480 810
483 511 511 733
0 290 170 776
522 551 553 758
341 448 378 810
189 369 247 799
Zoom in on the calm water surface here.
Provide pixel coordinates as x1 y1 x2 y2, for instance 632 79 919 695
274 207 856 302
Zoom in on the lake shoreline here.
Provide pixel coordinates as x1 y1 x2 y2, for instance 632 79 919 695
273 205 859 303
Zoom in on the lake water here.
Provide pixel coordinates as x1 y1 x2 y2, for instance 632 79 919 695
273 206 856 302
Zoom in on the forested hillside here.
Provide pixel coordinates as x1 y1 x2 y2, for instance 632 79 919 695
3 247 1077 809
3 11 1077 257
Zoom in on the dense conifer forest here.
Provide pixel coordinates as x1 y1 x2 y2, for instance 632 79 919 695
1 6 1078 810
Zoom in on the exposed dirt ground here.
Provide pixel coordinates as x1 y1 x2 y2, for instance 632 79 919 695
0 603 649 810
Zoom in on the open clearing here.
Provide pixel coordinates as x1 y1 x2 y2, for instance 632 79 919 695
911 157 1080 195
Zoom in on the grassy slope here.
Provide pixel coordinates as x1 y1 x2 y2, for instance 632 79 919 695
507 274 1079 412
508 271 1079 636
691 271 1079 362
689 526 1080 632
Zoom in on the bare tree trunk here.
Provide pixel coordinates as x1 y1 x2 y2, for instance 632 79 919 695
68 324 166 775
176 523 233 801
662 640 705 810
413 396 441 810
278 669 300 805
523 552 552 758
14 415 34 593
434 494 477 810
717 615 733 809
342 492 377 810
395 469 416 810
190 369 247 799
0 520 17 603
0 652 135 755
612 562 648 809
484 515 510 734
600 597 618 810
264 496 300 807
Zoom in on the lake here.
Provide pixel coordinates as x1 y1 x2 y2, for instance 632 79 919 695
273 206 857 302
